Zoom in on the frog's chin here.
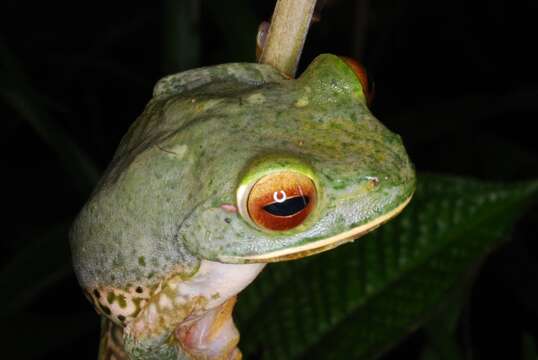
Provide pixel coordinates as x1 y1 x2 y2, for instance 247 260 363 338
226 193 413 263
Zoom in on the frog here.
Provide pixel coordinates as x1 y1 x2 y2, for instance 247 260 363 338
70 53 416 360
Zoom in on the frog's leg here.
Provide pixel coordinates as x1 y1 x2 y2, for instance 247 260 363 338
98 317 129 360
176 296 241 359
123 261 264 360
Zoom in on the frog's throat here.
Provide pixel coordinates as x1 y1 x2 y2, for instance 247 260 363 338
233 193 413 263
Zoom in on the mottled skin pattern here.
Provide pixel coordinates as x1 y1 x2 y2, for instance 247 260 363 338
70 54 415 359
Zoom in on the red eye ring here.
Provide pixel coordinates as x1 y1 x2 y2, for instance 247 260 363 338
340 56 375 106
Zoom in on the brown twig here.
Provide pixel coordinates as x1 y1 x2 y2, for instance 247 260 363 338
258 0 317 78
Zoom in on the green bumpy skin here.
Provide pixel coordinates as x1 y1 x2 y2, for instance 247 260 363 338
70 54 416 359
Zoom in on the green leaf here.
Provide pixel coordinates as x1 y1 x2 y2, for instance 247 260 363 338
419 281 471 360
236 174 538 359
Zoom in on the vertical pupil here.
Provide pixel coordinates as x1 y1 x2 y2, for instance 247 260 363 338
263 196 310 216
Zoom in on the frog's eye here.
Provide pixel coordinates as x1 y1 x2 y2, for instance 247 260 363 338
340 56 374 106
244 171 317 231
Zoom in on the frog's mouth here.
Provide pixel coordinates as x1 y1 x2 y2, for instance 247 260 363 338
232 193 413 263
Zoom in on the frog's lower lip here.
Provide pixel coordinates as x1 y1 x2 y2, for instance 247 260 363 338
230 193 413 263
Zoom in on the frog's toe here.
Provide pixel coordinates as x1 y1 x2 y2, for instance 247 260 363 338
176 296 241 360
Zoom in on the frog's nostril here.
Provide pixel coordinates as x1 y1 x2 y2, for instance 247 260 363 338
366 176 380 190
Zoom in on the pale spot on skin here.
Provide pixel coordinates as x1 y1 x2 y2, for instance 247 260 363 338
168 282 177 290
220 204 237 213
159 294 173 310
161 144 188 159
246 93 265 104
147 304 158 325
174 296 187 306
295 96 309 107
201 99 224 111
190 98 222 114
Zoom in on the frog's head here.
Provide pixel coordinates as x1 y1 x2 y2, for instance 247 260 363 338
71 53 415 292
151 55 415 263
178 54 415 263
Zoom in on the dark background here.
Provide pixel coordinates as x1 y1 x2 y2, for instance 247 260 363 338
1 0 537 359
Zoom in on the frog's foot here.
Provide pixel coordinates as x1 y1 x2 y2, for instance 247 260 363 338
176 296 242 360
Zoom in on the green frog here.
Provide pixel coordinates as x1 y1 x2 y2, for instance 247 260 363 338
70 54 415 360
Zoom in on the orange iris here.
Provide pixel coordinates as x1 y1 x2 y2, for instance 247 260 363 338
247 172 317 231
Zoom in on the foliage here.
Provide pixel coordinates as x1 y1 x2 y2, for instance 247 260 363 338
236 176 538 359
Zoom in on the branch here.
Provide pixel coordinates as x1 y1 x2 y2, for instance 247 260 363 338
259 0 317 78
